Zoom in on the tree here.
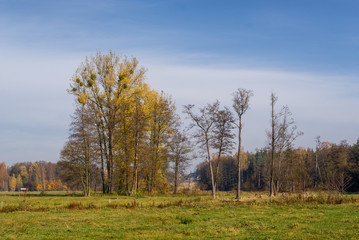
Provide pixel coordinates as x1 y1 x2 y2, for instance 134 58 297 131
232 88 253 199
348 139 359 192
59 105 98 196
289 147 311 192
0 162 8 191
69 51 146 193
19 165 29 188
146 92 176 193
267 92 302 196
9 174 16 191
210 106 235 195
314 136 322 188
128 88 150 195
168 126 192 194
15 174 22 191
184 101 219 199
268 93 278 197
326 141 351 193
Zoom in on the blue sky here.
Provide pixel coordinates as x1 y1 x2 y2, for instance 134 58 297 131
1 0 359 167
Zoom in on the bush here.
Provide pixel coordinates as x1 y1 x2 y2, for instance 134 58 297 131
178 216 193 224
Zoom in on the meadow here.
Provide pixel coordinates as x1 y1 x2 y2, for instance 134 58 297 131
0 191 358 240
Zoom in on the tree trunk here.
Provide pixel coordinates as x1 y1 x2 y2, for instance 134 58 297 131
107 127 113 194
174 158 179 194
270 99 275 197
206 132 216 199
130 133 139 196
236 118 242 200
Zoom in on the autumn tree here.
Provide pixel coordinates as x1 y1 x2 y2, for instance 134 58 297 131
28 162 41 191
9 174 16 191
69 51 146 193
16 174 23 191
128 87 150 195
287 147 311 192
326 141 351 192
114 82 151 194
0 162 8 191
19 165 29 188
144 92 176 193
67 51 178 195
232 88 253 199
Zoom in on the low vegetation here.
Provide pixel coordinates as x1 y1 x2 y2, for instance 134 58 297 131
0 191 358 239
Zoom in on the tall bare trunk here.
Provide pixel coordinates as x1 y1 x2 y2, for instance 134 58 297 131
236 118 242 199
206 133 216 200
270 96 275 197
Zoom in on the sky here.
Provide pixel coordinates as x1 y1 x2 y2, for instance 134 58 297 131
0 0 359 169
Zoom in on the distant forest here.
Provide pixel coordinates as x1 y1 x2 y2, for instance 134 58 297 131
1 52 358 196
1 139 359 193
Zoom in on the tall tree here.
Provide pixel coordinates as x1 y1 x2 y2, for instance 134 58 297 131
69 51 146 193
232 88 253 199
0 163 8 191
267 93 302 196
211 106 235 195
145 91 175 193
59 106 98 196
184 101 220 199
314 136 322 187
269 93 278 197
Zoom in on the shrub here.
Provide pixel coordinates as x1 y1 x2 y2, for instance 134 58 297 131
178 216 193 224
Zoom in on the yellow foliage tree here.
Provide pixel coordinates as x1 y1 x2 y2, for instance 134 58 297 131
9 174 16 191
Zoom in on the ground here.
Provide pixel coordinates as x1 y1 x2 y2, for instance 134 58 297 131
0 191 358 239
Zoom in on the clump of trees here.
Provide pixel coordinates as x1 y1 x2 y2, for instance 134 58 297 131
59 51 189 196
57 52 359 197
184 89 253 199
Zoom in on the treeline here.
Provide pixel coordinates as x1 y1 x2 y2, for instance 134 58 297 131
197 140 359 193
0 161 67 191
2 51 358 198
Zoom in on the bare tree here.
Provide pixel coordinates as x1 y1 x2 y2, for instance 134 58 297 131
211 106 235 196
168 126 192 194
269 93 278 197
314 136 321 188
184 101 219 199
59 105 98 196
267 92 302 197
232 88 253 199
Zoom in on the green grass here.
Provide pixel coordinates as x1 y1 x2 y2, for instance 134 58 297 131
0 191 358 239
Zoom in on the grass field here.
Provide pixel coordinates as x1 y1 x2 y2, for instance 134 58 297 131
0 191 358 239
